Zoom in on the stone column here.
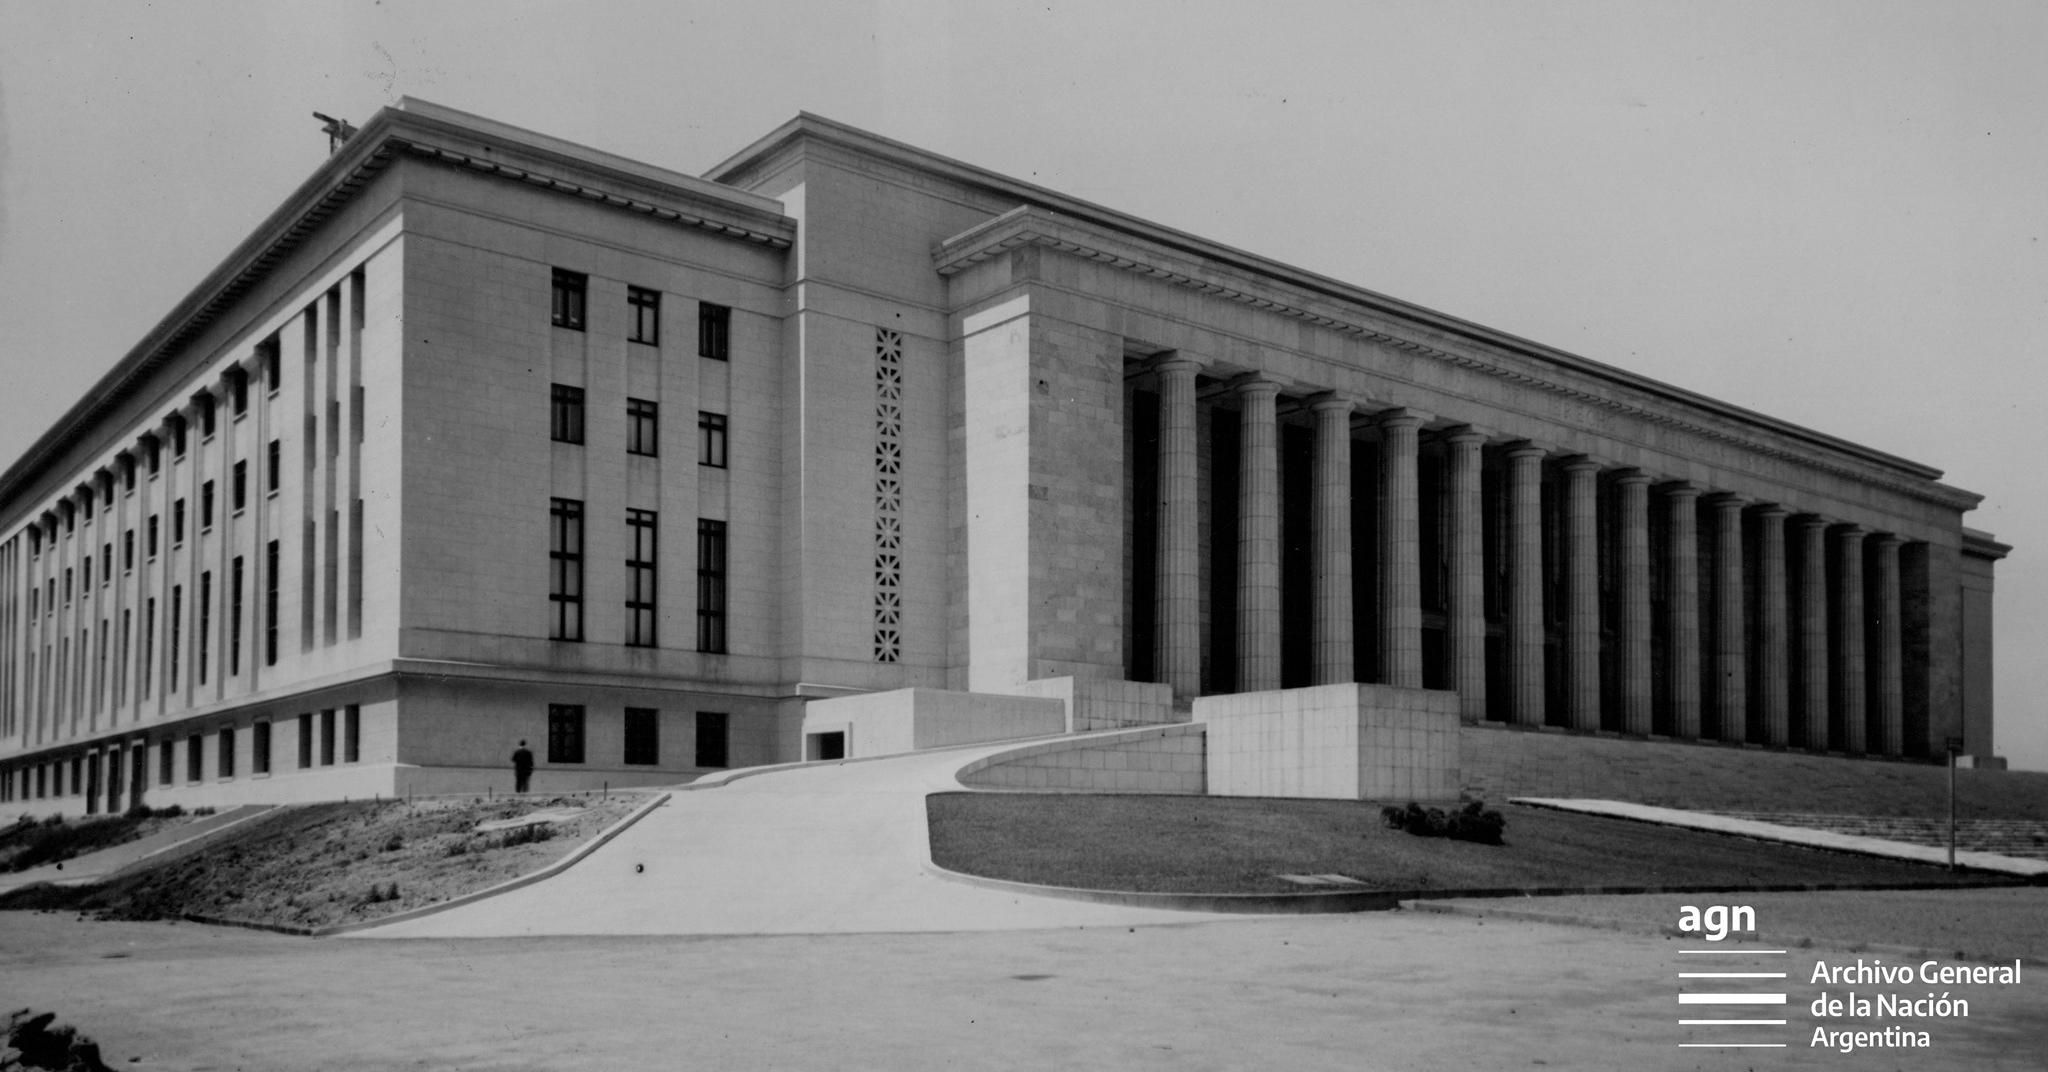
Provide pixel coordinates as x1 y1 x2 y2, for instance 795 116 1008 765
1235 377 1283 693
1444 428 1488 723
1872 534 1905 756
1378 409 1424 689
1615 472 1653 735
1711 495 1748 741
1756 506 1791 747
1153 357 1202 700
1666 483 1703 739
1834 525 1868 753
1505 444 1546 726
1310 396 1355 686
1563 459 1601 730
1796 517 1831 750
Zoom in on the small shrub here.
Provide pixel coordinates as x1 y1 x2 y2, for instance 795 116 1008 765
380 834 404 853
192 806 216 816
1380 800 1505 845
496 822 555 849
444 839 470 858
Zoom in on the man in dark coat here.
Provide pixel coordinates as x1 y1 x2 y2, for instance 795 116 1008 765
512 740 534 794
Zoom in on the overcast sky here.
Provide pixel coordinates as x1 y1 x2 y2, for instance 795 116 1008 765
1 1 2042 768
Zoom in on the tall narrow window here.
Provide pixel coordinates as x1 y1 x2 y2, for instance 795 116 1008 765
627 398 659 457
197 571 211 685
173 500 185 544
297 713 312 769
265 540 279 666
549 498 584 641
698 302 730 360
199 394 217 438
628 285 660 345
146 437 161 474
698 412 728 468
319 709 335 766
123 531 134 572
100 544 110 582
551 385 585 444
548 704 585 763
168 585 182 693
232 461 247 512
122 456 136 492
229 368 249 416
624 707 659 765
159 739 173 786
186 733 202 782
201 481 215 529
626 509 657 648
697 519 727 654
170 415 187 457
344 705 360 763
263 340 281 394
142 597 155 696
551 268 587 330
696 711 730 768
268 440 281 493
253 721 271 775
219 727 236 778
229 556 244 676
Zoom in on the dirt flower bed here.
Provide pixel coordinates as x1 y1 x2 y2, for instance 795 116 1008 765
0 793 646 929
0 809 206 873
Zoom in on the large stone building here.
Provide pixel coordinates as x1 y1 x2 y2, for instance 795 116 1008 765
0 99 2007 816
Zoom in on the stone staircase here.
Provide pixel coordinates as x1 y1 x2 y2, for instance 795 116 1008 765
1712 812 2048 860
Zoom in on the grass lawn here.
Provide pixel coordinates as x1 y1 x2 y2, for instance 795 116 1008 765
927 793 2022 895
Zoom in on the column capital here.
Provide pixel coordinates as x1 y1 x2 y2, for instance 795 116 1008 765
1502 441 1547 461
1560 456 1602 475
1755 503 1792 520
1795 513 1834 531
1709 492 1750 510
1662 479 1705 500
1305 392 1355 415
1150 355 1204 376
1375 407 1428 431
1612 469 1654 487
1872 532 1905 550
1229 373 1283 398
1440 425 1490 446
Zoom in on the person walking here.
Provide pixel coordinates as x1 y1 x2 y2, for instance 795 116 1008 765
511 740 534 794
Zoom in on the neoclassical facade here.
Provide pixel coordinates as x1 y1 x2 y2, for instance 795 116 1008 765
0 100 2006 817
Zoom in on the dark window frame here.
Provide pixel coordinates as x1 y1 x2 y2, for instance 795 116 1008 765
696 519 727 655
551 384 586 445
548 704 586 764
232 460 247 512
628 285 660 346
253 721 271 776
627 398 659 457
698 303 730 360
551 269 587 330
698 411 728 469
549 498 585 642
626 509 657 648
623 707 659 765
696 711 730 768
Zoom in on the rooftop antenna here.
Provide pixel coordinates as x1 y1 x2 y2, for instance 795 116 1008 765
312 112 358 155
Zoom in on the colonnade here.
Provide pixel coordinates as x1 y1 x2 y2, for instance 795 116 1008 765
1143 362 1919 756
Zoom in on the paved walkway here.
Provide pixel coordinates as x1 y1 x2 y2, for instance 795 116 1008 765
355 740 1234 938
1516 797 2048 877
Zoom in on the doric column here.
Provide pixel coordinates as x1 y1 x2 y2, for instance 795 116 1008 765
1796 517 1831 750
1833 525 1868 753
1153 357 1202 700
1235 377 1283 693
1378 409 1424 689
1563 459 1601 730
1666 482 1703 739
1444 428 1488 723
1872 534 1904 756
1309 396 1355 686
1756 506 1791 747
1615 471 1653 735
1505 444 1546 726
1711 494 1748 741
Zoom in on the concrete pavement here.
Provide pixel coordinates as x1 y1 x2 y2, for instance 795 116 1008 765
355 738 1238 937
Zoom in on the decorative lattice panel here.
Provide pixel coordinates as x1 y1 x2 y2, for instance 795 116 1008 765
873 328 904 663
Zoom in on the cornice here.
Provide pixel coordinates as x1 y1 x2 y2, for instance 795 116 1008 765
0 99 794 514
935 206 1979 512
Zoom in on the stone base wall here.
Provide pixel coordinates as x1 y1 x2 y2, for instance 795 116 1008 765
956 724 1206 793
1200 683 1461 801
801 688 1066 758
1011 676 1179 732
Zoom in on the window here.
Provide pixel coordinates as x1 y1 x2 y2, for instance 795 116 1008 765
698 303 730 360
201 481 215 529
229 556 244 676
551 269 587 330
199 394 217 438
268 440 281 493
122 456 136 492
628 286 660 345
551 384 585 444
219 728 235 779
548 704 585 763
197 571 211 685
253 721 271 775
696 711 729 768
624 708 659 765
229 368 249 416
82 492 93 522
697 519 727 654
232 461 247 512
170 415 187 457
159 740 173 786
123 531 134 572
262 339 281 394
319 709 336 766
186 733 202 782
626 509 657 647
142 597 155 696
173 500 186 544
100 543 110 582
698 412 728 468
627 398 659 457
169 585 182 693
63 568 71 604
147 516 158 558
146 437 161 475
297 713 312 769
265 540 279 666
549 498 584 642
81 558 91 594
344 705 360 763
